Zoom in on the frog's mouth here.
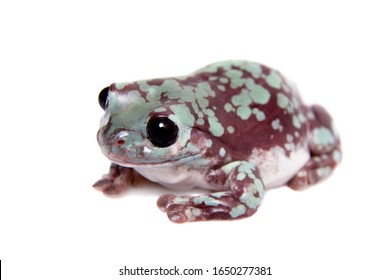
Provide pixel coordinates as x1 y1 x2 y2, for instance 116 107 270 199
106 150 203 168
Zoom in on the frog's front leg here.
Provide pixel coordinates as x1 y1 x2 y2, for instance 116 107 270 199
93 163 144 195
157 161 265 223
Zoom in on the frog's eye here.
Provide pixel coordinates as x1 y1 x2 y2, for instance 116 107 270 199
147 117 179 148
98 87 109 110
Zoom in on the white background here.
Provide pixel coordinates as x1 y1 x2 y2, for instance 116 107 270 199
1 0 389 279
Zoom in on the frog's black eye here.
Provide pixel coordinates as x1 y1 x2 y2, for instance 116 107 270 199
98 87 109 110
147 117 179 148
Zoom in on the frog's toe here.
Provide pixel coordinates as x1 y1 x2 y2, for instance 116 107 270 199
93 175 127 196
102 181 127 196
92 176 114 191
157 194 177 212
287 170 310 190
166 205 188 223
166 205 210 223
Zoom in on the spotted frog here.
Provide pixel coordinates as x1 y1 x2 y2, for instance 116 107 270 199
93 61 341 223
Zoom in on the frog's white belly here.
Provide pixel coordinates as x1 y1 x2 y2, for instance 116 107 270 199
135 145 309 191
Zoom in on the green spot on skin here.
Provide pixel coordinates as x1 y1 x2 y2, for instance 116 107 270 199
193 196 220 206
196 118 205 125
115 83 128 90
192 100 200 114
201 61 232 73
217 85 226 91
204 108 215 117
333 150 342 163
246 79 270 104
232 90 252 107
211 191 228 198
219 147 226 157
225 69 243 79
277 93 289 109
170 104 195 127
225 69 245 89
248 173 256 179
291 97 300 110
138 80 149 91
236 172 246 181
192 208 201 217
252 108 265 121
317 166 332 178
224 103 234 113
230 204 247 218
238 162 256 174
298 113 306 123
272 119 282 131
145 79 182 102
127 90 145 103
197 81 212 91
313 127 335 147
266 71 282 89
286 104 294 114
221 161 242 175
208 116 224 137
307 110 315 120
287 134 293 142
206 139 213 147
240 192 261 209
239 62 262 78
227 126 235 134
197 97 209 108
209 76 218 81
174 197 190 204
237 106 251 120
253 179 265 197
292 115 301 129
219 77 229 84
284 143 294 151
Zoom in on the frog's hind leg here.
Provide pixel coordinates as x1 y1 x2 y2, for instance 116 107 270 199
287 105 341 190
157 161 265 223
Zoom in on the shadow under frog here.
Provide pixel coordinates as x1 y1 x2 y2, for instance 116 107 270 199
93 61 341 223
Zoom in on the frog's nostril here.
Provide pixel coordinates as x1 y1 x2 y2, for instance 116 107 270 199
113 130 129 146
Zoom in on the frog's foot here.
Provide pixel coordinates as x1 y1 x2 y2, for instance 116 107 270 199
287 149 341 190
157 161 265 223
288 105 341 190
93 163 136 196
157 193 254 223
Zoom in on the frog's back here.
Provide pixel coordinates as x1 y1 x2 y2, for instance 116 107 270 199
189 61 310 156
171 61 312 188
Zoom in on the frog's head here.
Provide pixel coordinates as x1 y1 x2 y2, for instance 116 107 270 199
97 84 211 167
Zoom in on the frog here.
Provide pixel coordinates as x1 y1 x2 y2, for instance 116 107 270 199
93 60 341 223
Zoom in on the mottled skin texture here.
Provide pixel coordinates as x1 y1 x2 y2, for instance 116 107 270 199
93 61 341 223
